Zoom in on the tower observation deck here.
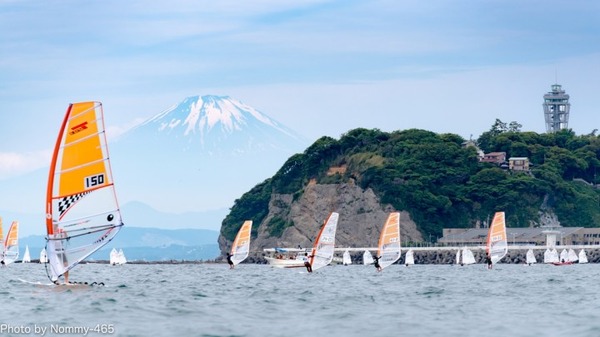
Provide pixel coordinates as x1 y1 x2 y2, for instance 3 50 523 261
543 84 570 132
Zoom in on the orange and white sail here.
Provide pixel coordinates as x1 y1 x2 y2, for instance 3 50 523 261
486 211 508 264
3 221 19 265
310 212 339 271
377 212 401 270
230 220 252 266
45 102 124 282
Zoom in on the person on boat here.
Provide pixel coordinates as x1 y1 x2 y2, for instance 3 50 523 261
485 253 493 269
373 255 382 272
226 252 234 269
302 252 313 273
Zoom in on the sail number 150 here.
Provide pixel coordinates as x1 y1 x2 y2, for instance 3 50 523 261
85 173 105 189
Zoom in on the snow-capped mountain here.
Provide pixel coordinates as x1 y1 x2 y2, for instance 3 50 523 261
123 95 306 156
111 95 309 214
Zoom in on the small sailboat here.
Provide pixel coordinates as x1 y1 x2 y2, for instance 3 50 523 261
404 249 414 266
2 221 19 265
461 247 476 265
308 212 339 272
486 211 508 266
376 212 401 271
342 249 352 265
363 250 374 265
22 245 31 263
109 248 119 265
578 249 589 264
526 249 536 265
39 248 48 264
45 102 124 284
230 220 252 266
455 249 461 265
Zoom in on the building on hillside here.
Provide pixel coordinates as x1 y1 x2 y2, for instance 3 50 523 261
462 139 484 160
509 157 530 171
543 84 570 132
481 152 506 164
439 226 600 246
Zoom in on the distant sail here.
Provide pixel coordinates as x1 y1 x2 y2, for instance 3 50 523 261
526 249 536 264
363 250 374 265
461 247 476 265
22 245 31 263
342 249 352 265
231 220 252 266
377 212 401 270
3 221 19 265
578 249 588 264
486 212 507 264
455 250 461 265
39 248 48 264
567 248 578 263
559 249 568 263
109 248 119 265
45 102 124 282
309 212 339 271
404 249 415 266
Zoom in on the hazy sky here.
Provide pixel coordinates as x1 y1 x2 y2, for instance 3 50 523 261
1 0 600 181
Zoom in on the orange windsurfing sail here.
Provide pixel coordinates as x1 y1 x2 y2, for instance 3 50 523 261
45 102 124 282
486 211 508 264
230 220 252 266
377 212 401 270
3 221 19 265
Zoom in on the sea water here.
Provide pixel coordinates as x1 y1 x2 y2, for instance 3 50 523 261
1 262 600 337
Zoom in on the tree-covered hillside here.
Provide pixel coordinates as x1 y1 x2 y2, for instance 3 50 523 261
221 121 600 242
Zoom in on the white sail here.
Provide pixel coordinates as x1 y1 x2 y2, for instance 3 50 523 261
342 249 352 265
45 102 124 283
567 248 578 263
526 249 536 264
22 245 31 263
559 249 569 263
461 247 476 265
550 249 559 263
363 250 374 265
578 249 588 264
39 248 48 264
455 249 461 265
118 249 127 264
109 248 119 265
309 212 339 271
377 212 401 270
404 249 414 265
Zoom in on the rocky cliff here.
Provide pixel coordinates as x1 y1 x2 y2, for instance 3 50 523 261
218 181 423 256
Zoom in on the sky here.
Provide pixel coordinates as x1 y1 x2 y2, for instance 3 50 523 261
1 0 600 181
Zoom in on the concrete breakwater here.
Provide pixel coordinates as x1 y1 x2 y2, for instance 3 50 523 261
247 249 600 265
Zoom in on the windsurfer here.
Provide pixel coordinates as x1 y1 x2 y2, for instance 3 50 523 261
302 253 313 273
226 252 234 269
373 255 382 272
485 253 492 269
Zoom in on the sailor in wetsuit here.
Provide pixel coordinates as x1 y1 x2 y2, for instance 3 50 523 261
373 255 382 272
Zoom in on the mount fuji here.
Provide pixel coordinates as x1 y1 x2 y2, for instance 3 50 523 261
110 95 309 221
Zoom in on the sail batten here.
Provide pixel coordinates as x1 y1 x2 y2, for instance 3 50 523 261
45 101 124 282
